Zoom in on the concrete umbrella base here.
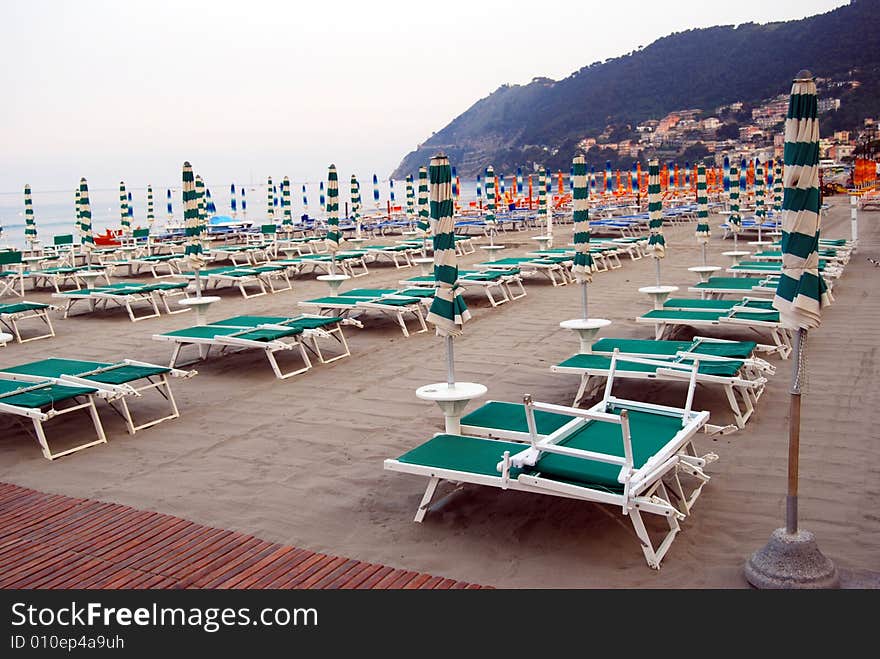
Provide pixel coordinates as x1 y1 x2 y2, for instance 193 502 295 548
744 528 840 589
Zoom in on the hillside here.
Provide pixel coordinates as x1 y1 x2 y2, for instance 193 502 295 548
392 0 880 178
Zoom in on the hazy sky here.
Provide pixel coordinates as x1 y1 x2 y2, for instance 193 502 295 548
0 0 848 192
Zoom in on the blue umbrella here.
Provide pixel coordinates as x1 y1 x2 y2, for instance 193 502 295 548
589 166 596 195
230 184 237 218
302 184 308 214
273 184 279 208
516 167 524 195
631 162 638 191
685 162 691 189
241 186 247 217
475 174 482 203
605 161 612 194
740 158 748 193
372 174 379 205
451 166 457 200
166 188 173 221
723 155 731 193
319 181 326 212
127 191 134 226
390 177 396 204
205 188 216 216
499 174 505 198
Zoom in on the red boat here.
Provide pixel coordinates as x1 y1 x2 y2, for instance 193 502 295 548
93 228 123 246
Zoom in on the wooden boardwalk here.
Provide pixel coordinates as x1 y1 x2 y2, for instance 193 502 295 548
0 483 487 589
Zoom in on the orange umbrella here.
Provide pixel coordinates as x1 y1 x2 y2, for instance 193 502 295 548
557 170 564 195
527 174 533 209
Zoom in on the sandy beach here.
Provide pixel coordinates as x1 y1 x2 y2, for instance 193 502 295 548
1 197 877 588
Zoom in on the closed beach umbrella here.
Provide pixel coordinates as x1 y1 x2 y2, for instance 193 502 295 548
182 162 206 295
773 162 783 215
195 176 207 227
416 166 430 255
75 188 81 240
450 166 457 202
605 161 612 195
728 164 742 249
325 164 341 264
755 161 766 241
350 175 362 238
273 185 279 210
539 166 551 243
590 167 597 196
127 191 134 229
647 159 666 285
241 186 247 218
78 178 95 259
516 167 523 195
282 177 293 227
24 184 37 248
571 155 594 318
205 187 216 217
319 181 325 213
147 185 155 226
723 155 731 193
390 177 396 205
266 177 275 222
119 181 130 232
696 164 710 264
745 70 837 589
425 153 471 386
485 165 496 246
230 183 237 219
372 174 380 207
301 184 308 215
166 188 173 222
739 158 748 196
406 174 415 223
475 174 482 207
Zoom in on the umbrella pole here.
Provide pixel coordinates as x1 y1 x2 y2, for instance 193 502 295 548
581 282 588 320
445 335 455 387
701 242 707 266
786 328 805 534
655 258 661 287
194 267 202 298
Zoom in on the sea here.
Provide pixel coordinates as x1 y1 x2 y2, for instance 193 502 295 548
0 177 506 250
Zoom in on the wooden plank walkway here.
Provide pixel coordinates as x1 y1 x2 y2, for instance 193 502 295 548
0 483 488 589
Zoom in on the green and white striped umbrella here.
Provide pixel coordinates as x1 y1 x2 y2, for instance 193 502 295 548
755 161 766 241
571 155 594 287
538 166 551 240
773 72 832 330
266 177 275 223
773 162 783 214
78 178 95 254
484 165 496 240
696 164 710 244
325 164 341 253
416 166 430 236
405 174 415 224
24 184 37 247
119 181 130 232
728 164 742 249
647 159 665 258
183 162 206 280
425 154 470 338
147 185 155 226
195 175 207 227
282 176 293 227
74 188 82 240
350 174 362 238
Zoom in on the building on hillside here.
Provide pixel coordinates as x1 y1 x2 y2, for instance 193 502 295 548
818 98 841 113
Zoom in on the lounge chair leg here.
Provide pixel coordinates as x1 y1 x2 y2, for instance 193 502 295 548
723 385 747 429
415 477 440 523
574 375 591 407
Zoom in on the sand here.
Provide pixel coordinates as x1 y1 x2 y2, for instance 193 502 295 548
1 198 877 588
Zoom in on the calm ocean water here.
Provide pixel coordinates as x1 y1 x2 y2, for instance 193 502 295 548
0 178 498 249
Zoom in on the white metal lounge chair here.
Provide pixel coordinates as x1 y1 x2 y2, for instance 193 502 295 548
385 354 716 568
636 308 792 358
0 373 107 460
1 358 195 435
153 314 350 379
0 301 57 343
298 289 428 337
53 281 190 321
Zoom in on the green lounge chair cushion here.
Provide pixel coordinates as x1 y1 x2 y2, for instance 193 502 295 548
531 408 683 490
592 337 756 359
162 324 302 342
3 358 169 384
556 353 743 377
396 434 525 478
339 289 397 298
693 277 769 290
0 302 49 314
663 298 774 311
0 379 98 408
461 401 572 436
